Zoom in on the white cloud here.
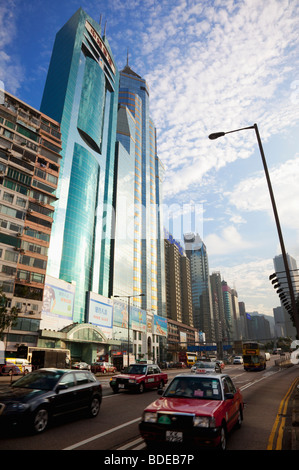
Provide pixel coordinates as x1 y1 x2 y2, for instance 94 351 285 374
205 225 253 255
226 156 299 230
0 2 24 94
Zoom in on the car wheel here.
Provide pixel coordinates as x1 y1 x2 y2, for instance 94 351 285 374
217 424 227 450
32 407 49 434
112 385 119 394
88 396 101 418
157 380 164 390
138 382 145 393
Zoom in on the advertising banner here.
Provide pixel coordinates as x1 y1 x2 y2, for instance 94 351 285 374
87 292 113 339
40 275 75 330
154 315 167 336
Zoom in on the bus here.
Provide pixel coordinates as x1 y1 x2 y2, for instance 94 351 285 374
179 351 197 367
242 341 266 371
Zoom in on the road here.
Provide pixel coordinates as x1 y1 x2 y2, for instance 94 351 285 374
0 358 298 451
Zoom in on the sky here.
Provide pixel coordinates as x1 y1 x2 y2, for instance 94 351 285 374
1 0 299 319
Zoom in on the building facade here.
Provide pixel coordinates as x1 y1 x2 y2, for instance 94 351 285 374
0 90 61 353
40 8 119 322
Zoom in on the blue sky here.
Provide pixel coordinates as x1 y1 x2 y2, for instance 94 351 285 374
1 0 299 318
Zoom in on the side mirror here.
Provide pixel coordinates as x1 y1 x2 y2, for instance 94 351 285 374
56 384 68 393
225 392 234 400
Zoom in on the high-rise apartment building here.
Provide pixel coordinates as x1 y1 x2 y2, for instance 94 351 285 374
184 233 215 342
164 232 193 326
115 62 166 315
40 9 119 322
0 90 61 352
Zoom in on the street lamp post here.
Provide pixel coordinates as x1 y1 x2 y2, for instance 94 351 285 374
113 294 145 366
209 123 299 337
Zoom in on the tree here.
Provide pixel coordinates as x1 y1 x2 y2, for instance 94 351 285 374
0 289 18 341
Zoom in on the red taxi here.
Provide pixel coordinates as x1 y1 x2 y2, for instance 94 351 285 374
139 373 244 450
110 363 168 394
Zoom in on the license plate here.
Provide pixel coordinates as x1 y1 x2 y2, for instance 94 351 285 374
166 431 183 442
119 384 124 388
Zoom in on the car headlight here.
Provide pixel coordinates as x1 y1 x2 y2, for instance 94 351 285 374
128 379 136 383
7 403 29 412
193 416 215 428
143 412 157 423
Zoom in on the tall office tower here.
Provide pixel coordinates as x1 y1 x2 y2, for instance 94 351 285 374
273 306 286 337
231 289 241 340
247 314 271 341
40 9 119 322
0 90 61 352
273 253 298 338
238 301 249 339
164 234 193 326
184 233 215 342
116 62 165 315
221 281 234 341
210 272 228 342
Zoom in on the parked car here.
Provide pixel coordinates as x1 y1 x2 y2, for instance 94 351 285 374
110 363 168 394
233 356 243 364
71 362 90 370
91 362 116 374
0 368 102 433
139 373 244 450
191 361 221 374
1 362 22 376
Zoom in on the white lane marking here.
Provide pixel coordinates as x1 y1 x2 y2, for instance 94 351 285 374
63 417 141 450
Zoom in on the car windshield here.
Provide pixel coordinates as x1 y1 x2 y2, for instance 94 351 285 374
126 365 147 374
12 370 65 391
164 377 222 400
194 362 215 369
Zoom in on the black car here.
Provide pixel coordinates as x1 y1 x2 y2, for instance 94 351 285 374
0 368 102 433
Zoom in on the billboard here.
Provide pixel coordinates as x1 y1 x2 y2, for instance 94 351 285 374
154 315 167 336
40 275 75 330
86 292 113 339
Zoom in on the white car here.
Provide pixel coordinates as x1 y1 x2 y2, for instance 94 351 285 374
233 356 243 364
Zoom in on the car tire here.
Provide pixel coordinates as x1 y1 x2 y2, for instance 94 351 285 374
138 382 145 393
217 424 227 450
88 396 101 418
32 407 49 434
112 385 119 393
235 407 243 429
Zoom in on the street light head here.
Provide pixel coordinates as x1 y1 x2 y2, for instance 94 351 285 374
208 132 226 140
269 273 277 281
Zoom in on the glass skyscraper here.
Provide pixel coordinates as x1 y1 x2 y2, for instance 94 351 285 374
40 8 119 322
114 63 166 316
184 233 215 342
